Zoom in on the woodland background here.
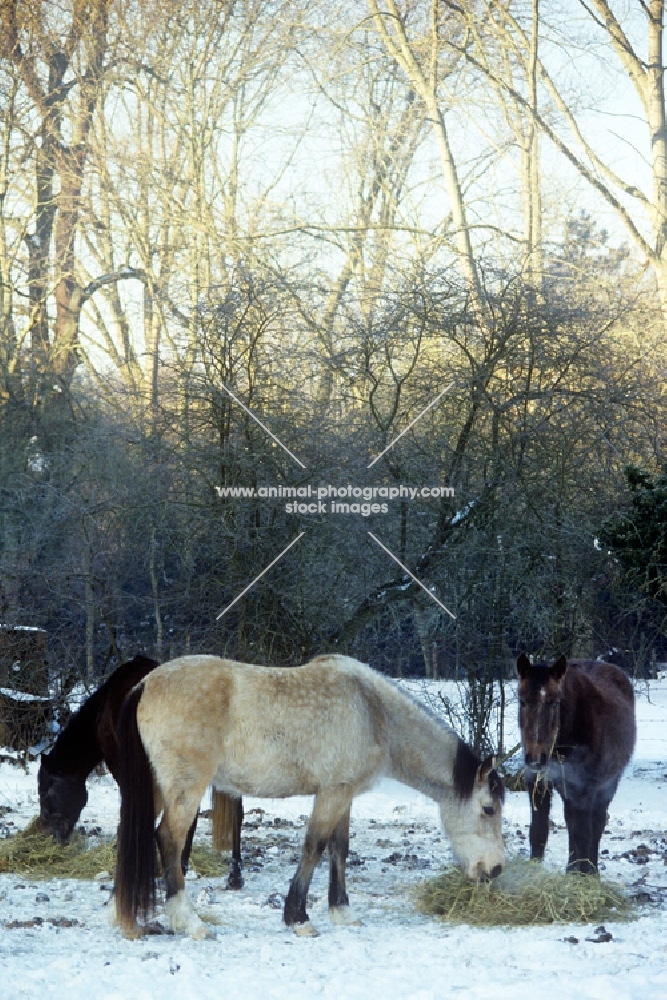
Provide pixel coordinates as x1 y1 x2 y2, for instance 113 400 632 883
1 1 667 751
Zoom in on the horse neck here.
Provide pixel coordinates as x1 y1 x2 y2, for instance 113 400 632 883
50 701 104 778
50 657 159 779
557 670 591 751
381 685 460 801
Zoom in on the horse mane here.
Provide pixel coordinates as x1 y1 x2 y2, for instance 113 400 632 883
45 654 158 778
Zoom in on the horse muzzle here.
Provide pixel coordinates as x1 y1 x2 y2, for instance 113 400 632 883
469 860 503 881
524 750 548 768
38 813 74 845
477 863 502 882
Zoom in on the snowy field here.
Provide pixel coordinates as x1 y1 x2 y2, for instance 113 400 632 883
1 677 666 999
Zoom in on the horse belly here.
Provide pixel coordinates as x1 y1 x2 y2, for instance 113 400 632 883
212 723 376 799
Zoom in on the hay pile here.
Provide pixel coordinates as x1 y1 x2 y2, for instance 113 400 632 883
414 859 633 926
186 844 228 879
0 818 116 879
0 818 228 880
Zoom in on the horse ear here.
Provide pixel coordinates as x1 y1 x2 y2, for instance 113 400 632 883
477 755 496 782
516 653 531 678
550 655 567 681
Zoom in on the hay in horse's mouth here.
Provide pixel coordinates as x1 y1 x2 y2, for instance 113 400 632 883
414 859 635 926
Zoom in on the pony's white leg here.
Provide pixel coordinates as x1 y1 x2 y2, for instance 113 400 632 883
156 782 212 938
165 891 212 940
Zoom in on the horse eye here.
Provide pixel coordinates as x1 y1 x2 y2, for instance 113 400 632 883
483 805 495 817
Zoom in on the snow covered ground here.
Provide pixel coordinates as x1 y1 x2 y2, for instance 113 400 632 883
1 677 666 999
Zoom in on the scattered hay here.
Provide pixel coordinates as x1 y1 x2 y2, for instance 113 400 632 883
0 817 231 881
187 844 229 879
414 859 634 926
0 818 116 879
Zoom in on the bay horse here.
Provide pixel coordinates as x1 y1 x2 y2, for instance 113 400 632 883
516 653 636 874
113 653 505 939
38 654 244 888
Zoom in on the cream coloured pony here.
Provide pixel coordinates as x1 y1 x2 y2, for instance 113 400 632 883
114 654 505 938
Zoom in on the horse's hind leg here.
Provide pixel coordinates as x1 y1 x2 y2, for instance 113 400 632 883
227 796 244 890
328 807 362 927
284 787 353 936
156 796 212 938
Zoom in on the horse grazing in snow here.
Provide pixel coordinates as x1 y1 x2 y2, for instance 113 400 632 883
517 653 635 874
38 654 244 887
113 653 505 938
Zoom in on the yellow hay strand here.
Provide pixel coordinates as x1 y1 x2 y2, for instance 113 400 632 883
414 859 634 926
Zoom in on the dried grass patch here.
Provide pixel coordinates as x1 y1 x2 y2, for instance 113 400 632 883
187 844 229 879
414 859 634 926
0 817 228 881
0 818 115 879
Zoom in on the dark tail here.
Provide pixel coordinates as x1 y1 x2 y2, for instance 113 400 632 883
115 683 156 934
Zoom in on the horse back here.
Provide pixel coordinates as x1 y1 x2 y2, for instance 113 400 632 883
560 660 636 775
568 660 633 703
136 655 389 799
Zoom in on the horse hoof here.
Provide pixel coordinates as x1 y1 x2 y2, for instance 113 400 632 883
226 874 244 891
166 891 213 938
329 906 363 927
118 920 145 940
294 921 318 937
191 921 214 941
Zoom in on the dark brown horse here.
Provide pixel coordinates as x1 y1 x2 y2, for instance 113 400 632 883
516 653 636 874
38 654 244 887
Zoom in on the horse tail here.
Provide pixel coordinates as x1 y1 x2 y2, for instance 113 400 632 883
211 790 237 851
115 683 156 934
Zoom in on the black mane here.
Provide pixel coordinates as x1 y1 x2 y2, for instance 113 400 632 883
44 654 158 778
452 738 504 803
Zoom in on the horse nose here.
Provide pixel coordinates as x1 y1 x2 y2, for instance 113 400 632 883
538 752 547 767
525 751 533 765
478 863 502 883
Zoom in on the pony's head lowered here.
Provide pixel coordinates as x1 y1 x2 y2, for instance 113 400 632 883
516 652 567 769
443 743 505 880
38 750 88 844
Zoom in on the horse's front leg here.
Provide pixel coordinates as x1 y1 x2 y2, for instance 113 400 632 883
284 787 353 936
180 812 198 875
526 776 552 860
564 797 605 875
327 806 362 926
157 805 212 939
